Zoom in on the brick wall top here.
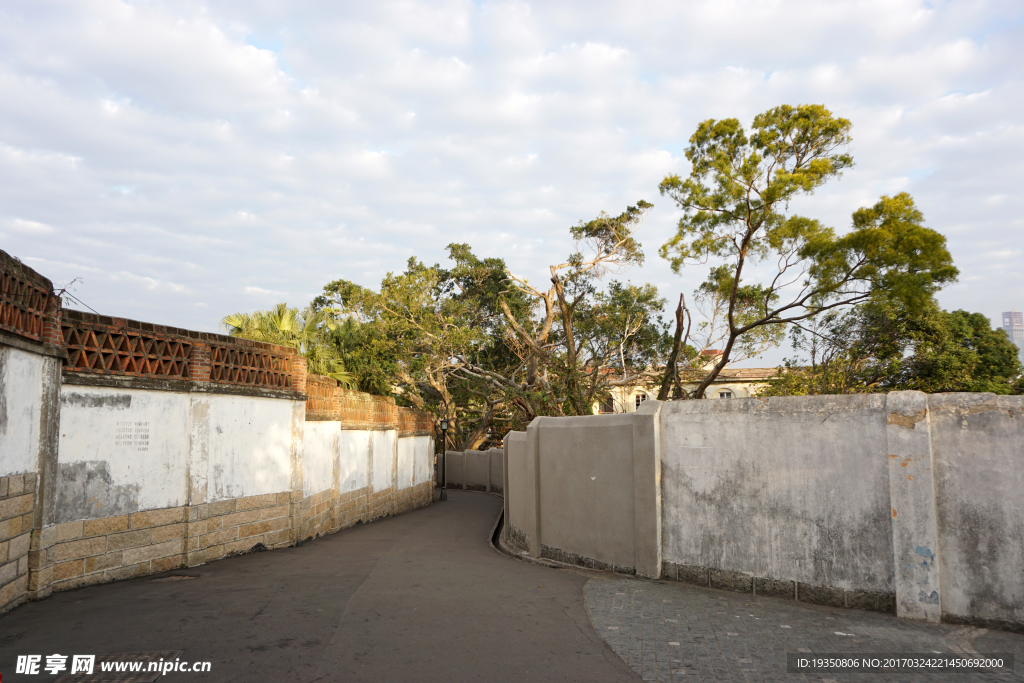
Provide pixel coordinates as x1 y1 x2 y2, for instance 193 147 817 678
61 309 301 390
305 372 434 435
0 248 62 346
62 309 298 353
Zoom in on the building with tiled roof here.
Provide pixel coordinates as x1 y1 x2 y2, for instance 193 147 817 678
596 350 780 413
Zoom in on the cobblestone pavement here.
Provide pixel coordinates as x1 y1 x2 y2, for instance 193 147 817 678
584 576 1023 682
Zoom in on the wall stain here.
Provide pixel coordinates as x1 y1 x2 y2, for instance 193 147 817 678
61 393 132 410
55 461 140 523
887 410 927 429
664 457 893 591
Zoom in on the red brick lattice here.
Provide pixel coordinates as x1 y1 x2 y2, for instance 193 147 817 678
0 253 58 344
208 342 293 389
63 325 192 378
305 374 337 414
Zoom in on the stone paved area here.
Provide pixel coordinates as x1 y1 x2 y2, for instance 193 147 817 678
585 576 1024 682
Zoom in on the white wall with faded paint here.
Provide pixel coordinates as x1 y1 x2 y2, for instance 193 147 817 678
303 421 339 496
54 385 305 521
201 394 297 501
396 436 415 490
338 431 370 494
56 385 190 520
410 435 433 486
0 346 44 477
370 430 395 491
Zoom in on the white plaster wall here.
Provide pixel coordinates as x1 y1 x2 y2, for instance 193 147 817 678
202 394 296 501
660 395 894 592
396 436 415 490
370 430 395 491
303 421 339 496
411 435 433 485
338 430 370 494
56 385 189 519
0 345 43 477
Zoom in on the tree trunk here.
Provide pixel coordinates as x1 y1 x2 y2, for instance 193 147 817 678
658 294 689 401
551 273 588 415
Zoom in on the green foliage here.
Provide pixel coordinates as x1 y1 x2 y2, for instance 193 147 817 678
658 103 958 397
222 303 357 388
763 301 1023 396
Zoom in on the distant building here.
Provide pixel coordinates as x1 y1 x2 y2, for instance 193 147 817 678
596 350 779 414
1003 310 1024 365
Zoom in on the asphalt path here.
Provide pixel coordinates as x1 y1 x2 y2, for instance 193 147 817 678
0 491 638 682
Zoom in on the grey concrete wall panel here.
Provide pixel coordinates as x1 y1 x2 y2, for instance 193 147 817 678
633 400 662 579
525 421 542 557
465 450 489 491
489 448 504 493
444 451 464 489
659 395 894 593
929 393 1024 629
885 391 941 622
536 414 637 569
504 432 526 544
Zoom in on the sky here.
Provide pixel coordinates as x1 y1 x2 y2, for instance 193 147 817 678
1 0 1022 366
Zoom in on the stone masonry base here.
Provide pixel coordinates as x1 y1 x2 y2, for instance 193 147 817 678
0 473 36 614
3 481 433 614
661 561 896 614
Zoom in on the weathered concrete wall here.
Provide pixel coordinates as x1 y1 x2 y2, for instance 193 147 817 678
536 414 636 569
465 450 490 491
503 408 662 577
446 448 503 493
929 393 1024 631
443 451 465 489
660 394 895 608
505 392 1023 630
489 449 503 494
504 433 531 554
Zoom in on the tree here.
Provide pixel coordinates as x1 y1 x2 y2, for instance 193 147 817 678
658 104 959 397
222 304 357 388
763 301 1023 396
499 201 667 416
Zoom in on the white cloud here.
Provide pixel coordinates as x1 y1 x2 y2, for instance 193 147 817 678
7 218 54 234
0 0 1021 362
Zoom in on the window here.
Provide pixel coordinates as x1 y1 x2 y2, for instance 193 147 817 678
719 391 733 399
635 394 648 409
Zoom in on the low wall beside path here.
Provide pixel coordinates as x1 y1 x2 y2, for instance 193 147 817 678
441 449 503 494
0 248 435 615
502 392 1024 633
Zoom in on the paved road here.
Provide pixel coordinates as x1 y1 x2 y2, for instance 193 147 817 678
0 492 636 683
585 573 1024 682
2 491 1022 682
